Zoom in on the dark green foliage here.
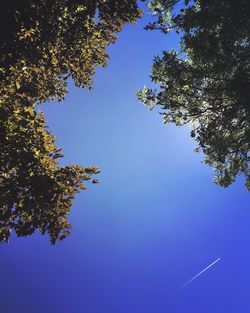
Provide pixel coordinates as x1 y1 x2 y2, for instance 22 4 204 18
138 0 250 190
0 0 141 243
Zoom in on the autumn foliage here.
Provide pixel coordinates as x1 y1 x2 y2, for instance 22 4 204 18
0 0 141 243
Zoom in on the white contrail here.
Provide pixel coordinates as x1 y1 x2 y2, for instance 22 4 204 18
179 257 221 290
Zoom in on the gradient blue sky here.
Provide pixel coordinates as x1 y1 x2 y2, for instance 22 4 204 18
1 7 250 313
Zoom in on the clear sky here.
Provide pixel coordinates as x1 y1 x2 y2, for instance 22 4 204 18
1 7 250 313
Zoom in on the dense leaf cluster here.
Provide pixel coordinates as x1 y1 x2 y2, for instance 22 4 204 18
138 0 250 190
0 0 141 243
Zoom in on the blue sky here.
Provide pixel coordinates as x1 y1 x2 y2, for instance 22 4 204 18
1 8 250 313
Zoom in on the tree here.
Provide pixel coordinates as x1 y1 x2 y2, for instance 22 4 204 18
138 0 250 190
0 0 141 244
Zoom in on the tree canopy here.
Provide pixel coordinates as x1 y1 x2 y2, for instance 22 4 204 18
0 0 141 244
138 0 250 191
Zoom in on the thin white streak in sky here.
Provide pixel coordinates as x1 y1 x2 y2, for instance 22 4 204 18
179 257 221 290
